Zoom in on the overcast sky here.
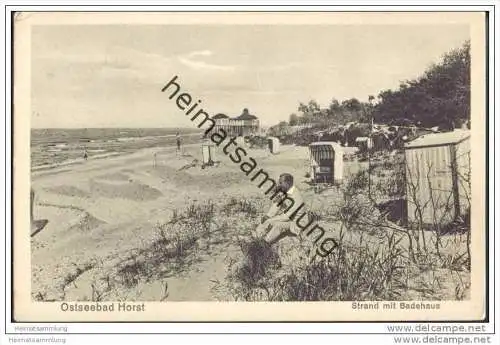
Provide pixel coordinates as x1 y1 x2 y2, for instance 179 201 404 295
31 24 469 128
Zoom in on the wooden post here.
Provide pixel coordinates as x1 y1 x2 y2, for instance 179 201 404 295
450 144 461 221
368 117 373 202
30 188 34 223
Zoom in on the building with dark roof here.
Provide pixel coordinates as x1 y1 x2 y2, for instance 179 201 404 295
213 108 260 137
213 113 230 120
233 108 258 121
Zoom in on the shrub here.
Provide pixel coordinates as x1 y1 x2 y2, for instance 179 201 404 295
222 197 260 216
376 164 405 199
222 233 408 301
344 169 369 195
231 238 280 287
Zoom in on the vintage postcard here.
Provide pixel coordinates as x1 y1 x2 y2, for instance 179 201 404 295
12 11 487 322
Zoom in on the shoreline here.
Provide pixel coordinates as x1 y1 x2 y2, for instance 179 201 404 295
31 130 204 173
29 141 271 301
31 141 203 176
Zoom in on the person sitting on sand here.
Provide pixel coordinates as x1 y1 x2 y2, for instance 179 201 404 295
254 173 307 245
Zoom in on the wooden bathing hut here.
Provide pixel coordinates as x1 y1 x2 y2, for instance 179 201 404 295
403 129 471 225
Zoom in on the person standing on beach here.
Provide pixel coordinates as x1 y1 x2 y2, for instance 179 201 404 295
83 148 88 161
176 132 182 156
153 151 157 168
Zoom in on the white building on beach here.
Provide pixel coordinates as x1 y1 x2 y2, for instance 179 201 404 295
212 108 260 137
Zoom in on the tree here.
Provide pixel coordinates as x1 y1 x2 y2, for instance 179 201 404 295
341 98 362 113
372 40 470 128
326 98 344 124
329 98 341 112
298 102 309 115
339 98 364 123
298 100 322 125
268 121 290 137
307 100 321 114
289 113 299 126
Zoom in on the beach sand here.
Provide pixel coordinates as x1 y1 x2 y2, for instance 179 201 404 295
30 142 470 302
30 142 323 301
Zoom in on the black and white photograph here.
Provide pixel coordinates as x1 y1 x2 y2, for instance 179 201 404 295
11 11 488 323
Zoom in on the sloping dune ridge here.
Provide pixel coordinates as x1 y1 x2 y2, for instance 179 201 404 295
30 143 470 302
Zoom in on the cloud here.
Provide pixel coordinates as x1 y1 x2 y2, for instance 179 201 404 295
32 46 180 105
178 50 238 72
199 89 302 96
34 46 174 80
35 51 105 64
174 47 303 74
187 50 213 58
178 57 236 71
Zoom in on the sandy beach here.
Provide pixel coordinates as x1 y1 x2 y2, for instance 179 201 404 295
14 15 482 329
30 141 470 302
30 142 322 301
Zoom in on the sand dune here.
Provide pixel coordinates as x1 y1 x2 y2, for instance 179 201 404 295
31 143 302 301
30 142 470 302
